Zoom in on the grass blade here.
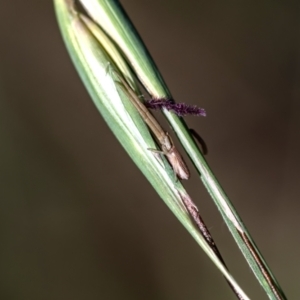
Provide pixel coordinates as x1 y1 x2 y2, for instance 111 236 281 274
53 0 249 299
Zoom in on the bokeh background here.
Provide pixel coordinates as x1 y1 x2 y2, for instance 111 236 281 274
0 1 299 299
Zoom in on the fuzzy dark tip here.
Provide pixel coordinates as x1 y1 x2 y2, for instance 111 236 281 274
145 98 206 117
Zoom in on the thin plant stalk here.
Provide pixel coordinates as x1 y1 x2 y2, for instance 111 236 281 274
76 1 287 299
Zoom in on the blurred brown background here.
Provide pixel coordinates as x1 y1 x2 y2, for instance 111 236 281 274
0 1 299 299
